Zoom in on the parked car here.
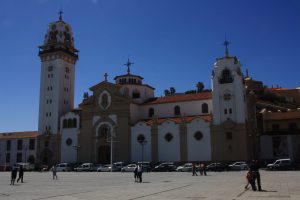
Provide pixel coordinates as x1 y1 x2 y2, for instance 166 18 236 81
176 163 193 172
113 162 124 171
267 158 294 170
153 162 176 172
121 164 137 172
206 163 227 171
97 164 118 172
17 163 35 171
137 162 151 172
228 162 248 170
55 163 72 172
75 163 94 172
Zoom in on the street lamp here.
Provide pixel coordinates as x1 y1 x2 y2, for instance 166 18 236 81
73 145 81 166
22 144 28 163
139 139 147 163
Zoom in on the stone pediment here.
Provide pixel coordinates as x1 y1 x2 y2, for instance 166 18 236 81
220 119 236 129
89 81 118 92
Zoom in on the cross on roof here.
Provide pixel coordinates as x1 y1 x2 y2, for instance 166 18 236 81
59 10 63 21
104 73 108 82
223 35 230 57
124 58 134 74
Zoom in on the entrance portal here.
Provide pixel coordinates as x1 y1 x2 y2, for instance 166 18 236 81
98 146 110 164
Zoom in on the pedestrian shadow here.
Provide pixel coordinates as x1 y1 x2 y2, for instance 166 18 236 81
258 190 277 192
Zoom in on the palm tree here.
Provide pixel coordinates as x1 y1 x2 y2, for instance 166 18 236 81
196 82 204 93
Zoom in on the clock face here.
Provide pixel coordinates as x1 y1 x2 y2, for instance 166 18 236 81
98 90 111 110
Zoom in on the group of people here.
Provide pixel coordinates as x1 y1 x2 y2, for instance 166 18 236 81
245 160 262 191
192 163 207 176
10 164 24 185
133 164 143 182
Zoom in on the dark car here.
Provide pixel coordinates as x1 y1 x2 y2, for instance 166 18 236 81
152 162 176 172
206 162 227 171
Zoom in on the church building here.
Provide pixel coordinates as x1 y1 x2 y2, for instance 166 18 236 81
35 15 262 167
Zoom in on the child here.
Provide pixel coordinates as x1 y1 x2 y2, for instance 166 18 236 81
245 169 252 190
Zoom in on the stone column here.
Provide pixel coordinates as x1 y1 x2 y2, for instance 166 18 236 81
179 123 188 162
151 124 158 162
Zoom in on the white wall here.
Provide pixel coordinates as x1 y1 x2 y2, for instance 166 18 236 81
139 100 212 120
119 84 154 104
158 120 180 162
60 112 80 163
186 118 211 161
131 122 151 162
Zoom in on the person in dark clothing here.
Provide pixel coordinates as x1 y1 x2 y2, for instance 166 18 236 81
134 165 138 182
192 163 198 176
249 160 262 191
10 165 18 185
137 164 143 183
17 165 24 183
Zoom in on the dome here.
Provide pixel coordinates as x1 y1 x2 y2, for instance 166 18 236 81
43 18 75 48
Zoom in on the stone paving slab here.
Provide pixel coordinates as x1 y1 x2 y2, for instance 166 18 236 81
0 170 300 200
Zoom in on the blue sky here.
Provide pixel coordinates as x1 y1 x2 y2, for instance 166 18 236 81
0 0 299 132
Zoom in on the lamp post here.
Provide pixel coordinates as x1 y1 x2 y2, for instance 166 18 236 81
22 144 28 163
73 145 81 166
139 140 147 163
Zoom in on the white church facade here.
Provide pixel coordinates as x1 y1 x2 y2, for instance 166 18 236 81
36 15 253 166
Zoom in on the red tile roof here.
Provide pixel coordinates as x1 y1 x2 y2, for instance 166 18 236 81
137 115 212 126
0 131 38 139
144 92 212 105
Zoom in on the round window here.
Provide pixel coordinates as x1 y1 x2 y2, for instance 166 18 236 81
137 134 145 143
165 133 173 142
66 138 72 146
194 131 203 141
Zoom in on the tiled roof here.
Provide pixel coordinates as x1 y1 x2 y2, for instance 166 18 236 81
0 131 38 139
144 92 212 105
263 110 300 120
137 115 212 126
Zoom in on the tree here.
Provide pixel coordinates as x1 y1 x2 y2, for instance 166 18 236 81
196 82 204 93
164 89 170 96
170 87 176 95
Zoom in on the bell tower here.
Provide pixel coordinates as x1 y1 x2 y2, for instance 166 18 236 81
38 12 78 135
37 12 78 166
210 39 249 161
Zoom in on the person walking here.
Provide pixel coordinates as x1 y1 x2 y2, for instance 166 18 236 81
137 164 143 183
134 165 138 182
244 169 253 190
10 164 18 185
17 165 24 183
200 163 207 176
250 160 262 191
52 164 58 180
192 163 198 176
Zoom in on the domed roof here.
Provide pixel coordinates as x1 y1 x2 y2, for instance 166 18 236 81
43 16 75 48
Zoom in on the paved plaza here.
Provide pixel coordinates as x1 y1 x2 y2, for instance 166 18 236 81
0 170 299 200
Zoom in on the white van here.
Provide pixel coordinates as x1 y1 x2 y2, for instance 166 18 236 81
55 163 71 172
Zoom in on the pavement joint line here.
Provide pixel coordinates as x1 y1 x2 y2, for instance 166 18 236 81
236 189 247 198
127 184 191 200
0 193 10 196
31 190 94 200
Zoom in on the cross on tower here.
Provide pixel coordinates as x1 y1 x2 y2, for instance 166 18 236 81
223 36 230 57
124 58 134 74
59 10 63 21
104 73 108 82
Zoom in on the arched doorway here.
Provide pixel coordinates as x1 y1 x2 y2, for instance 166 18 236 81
98 146 110 164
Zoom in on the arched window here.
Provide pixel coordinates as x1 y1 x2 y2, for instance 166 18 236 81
67 119 72 128
202 103 208 113
220 68 233 84
148 108 154 118
63 119 67 128
174 105 181 115
99 124 110 139
72 118 77 128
